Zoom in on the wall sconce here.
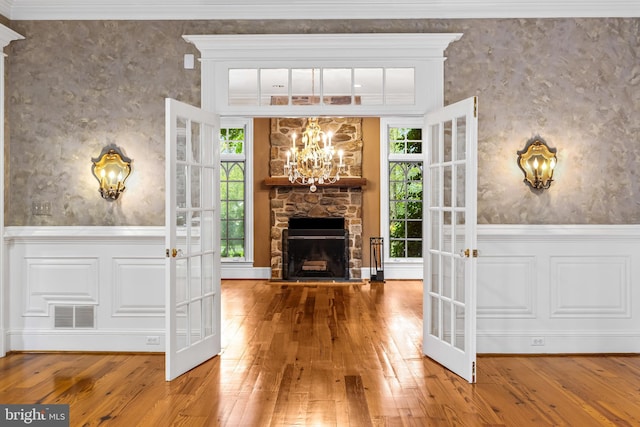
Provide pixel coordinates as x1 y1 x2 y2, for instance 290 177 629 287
517 136 557 190
91 145 132 200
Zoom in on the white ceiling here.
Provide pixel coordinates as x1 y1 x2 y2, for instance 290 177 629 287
2 0 639 20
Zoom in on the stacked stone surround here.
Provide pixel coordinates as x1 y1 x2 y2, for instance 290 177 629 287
269 117 364 280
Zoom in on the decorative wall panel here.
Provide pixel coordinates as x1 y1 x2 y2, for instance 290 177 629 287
477 256 536 318
112 258 165 316
24 257 99 316
550 256 630 318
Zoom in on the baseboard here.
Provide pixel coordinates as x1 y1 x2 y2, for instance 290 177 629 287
8 329 166 352
222 265 271 279
477 331 640 354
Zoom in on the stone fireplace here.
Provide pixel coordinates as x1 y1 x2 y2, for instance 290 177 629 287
269 117 364 280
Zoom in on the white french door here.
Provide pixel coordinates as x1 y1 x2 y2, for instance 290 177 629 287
165 98 221 381
423 96 478 383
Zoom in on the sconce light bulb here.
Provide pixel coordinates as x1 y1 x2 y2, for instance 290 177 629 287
550 158 556 170
533 158 539 169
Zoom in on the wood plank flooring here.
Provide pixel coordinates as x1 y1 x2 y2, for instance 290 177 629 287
1 280 639 426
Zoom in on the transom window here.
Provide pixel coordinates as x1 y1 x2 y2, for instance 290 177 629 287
228 67 415 107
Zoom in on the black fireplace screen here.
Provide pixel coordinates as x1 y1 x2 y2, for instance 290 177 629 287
283 217 349 280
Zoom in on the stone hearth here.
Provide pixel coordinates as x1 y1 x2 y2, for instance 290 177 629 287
269 117 364 280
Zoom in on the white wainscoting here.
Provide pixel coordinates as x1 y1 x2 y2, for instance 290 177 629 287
477 225 640 354
5 227 166 352
3 225 640 353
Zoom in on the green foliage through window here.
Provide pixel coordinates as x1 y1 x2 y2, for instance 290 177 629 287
389 127 422 154
220 128 245 154
388 125 423 259
220 125 247 258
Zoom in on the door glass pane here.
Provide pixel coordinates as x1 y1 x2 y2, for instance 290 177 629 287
292 68 320 105
176 258 188 305
191 121 201 163
201 211 215 252
454 214 464 254
228 69 258 106
456 116 467 161
443 256 452 298
456 164 466 208
442 300 452 345
430 210 440 251
454 305 465 351
203 295 214 337
354 68 383 105
386 68 415 105
191 211 201 236
190 166 201 208
443 120 453 162
191 255 202 299
176 307 188 351
455 257 466 304
430 253 440 293
430 124 441 164
260 68 289 106
190 299 202 343
430 296 440 337
176 232 188 261
443 166 452 208
323 68 352 105
176 164 187 210
203 253 215 293
430 167 440 207
176 117 187 162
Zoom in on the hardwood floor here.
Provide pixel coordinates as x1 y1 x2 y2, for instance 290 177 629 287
1 280 639 426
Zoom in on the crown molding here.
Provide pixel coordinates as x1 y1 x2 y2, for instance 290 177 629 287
6 0 640 20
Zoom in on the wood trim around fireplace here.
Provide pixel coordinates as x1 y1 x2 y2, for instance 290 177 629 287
263 177 367 188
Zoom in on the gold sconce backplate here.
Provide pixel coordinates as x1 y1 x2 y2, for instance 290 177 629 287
517 136 557 190
91 145 132 201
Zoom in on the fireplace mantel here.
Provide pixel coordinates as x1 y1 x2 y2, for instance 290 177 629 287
264 177 367 188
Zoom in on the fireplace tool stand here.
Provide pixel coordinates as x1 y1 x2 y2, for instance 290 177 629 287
369 237 385 283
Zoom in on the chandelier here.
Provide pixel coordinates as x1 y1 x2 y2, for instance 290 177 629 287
284 118 346 192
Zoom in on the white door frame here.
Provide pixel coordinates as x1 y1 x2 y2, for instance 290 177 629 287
0 25 25 358
183 33 477 381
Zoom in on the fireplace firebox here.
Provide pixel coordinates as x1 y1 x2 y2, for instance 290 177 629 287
283 217 349 281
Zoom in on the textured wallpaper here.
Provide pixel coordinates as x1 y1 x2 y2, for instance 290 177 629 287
5 18 640 225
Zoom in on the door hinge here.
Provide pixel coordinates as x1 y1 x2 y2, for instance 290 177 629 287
472 361 476 382
473 97 478 118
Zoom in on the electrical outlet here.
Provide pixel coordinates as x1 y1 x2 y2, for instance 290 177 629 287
146 336 160 345
531 337 545 346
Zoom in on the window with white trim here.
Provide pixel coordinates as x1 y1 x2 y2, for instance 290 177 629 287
220 118 253 262
381 119 424 260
